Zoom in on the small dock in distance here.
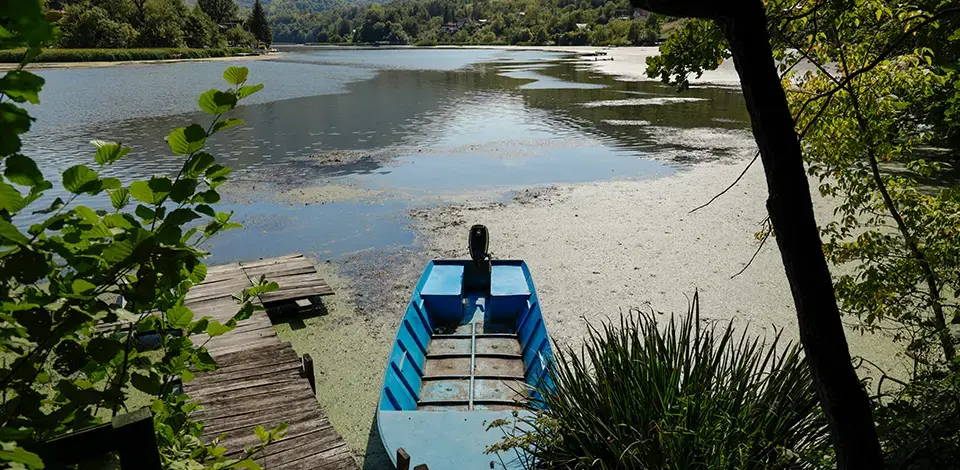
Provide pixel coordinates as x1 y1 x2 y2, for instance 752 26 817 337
182 254 358 470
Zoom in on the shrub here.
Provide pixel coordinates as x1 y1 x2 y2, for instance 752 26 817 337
58 4 139 48
875 368 960 469
225 25 257 48
0 48 247 63
491 293 831 469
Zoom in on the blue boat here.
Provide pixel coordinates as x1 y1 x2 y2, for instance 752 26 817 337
377 226 555 469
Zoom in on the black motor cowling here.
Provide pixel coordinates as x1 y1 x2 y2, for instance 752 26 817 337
468 224 489 262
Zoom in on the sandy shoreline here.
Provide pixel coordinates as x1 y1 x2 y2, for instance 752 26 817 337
0 52 281 72
282 43 742 86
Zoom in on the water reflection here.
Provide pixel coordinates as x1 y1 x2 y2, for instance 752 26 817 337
19 49 751 257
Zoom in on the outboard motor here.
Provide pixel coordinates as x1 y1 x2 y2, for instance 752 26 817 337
464 224 491 293
468 224 489 262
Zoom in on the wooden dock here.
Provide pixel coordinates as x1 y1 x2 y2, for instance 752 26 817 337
181 254 358 470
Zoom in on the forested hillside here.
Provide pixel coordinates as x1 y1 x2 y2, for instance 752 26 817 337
270 0 664 46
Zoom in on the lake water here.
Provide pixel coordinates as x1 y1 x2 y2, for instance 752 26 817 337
20 48 750 262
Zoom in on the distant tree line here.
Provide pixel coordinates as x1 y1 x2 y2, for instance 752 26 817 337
267 0 665 46
43 0 273 49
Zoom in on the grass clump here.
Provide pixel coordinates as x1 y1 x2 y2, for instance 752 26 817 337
492 293 831 469
0 47 250 63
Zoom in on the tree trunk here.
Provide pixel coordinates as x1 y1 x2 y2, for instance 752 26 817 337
718 3 884 467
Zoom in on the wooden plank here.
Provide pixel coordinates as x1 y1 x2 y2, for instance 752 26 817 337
262 286 335 302
239 254 307 269
199 343 299 370
206 339 282 357
204 406 327 436
243 261 316 277
188 376 311 403
241 265 316 279
254 431 349 468
195 353 300 378
194 395 320 424
214 412 332 451
206 264 245 273
191 362 302 388
271 443 356 470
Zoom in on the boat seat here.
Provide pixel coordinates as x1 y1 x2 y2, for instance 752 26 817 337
418 324 529 411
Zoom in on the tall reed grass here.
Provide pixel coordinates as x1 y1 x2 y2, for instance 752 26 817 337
492 293 831 469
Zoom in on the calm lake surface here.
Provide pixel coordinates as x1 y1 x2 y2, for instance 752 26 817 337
21 48 750 262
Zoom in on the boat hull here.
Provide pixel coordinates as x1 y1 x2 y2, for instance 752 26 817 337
377 260 554 468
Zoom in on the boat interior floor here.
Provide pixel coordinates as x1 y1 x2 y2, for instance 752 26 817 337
418 321 529 412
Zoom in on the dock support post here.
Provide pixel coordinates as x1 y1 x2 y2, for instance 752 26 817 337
301 353 316 395
397 448 411 470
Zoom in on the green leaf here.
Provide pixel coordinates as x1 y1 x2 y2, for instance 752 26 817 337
188 318 209 335
0 103 32 155
270 422 289 437
232 302 257 322
0 182 25 214
137 316 159 333
231 459 262 470
109 188 130 211
223 66 249 85
0 444 45 469
192 263 208 283
197 89 238 115
196 204 216 217
131 372 162 395
87 337 122 363
0 428 33 442
166 125 207 156
193 190 220 204
73 205 98 223
170 179 197 203
237 84 264 99
0 219 28 245
71 279 95 294
205 320 235 337
194 349 217 370
101 239 134 263
4 154 44 187
135 204 155 221
205 165 231 180
62 164 99 194
167 306 194 329
254 425 268 441
91 140 131 165
103 213 134 229
185 152 215 178
165 208 199 228
211 118 244 135
99 178 121 190
0 70 44 104
949 28 960 42
129 177 172 204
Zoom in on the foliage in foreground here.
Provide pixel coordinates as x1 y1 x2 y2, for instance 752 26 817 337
644 0 960 464
491 294 830 469
0 47 248 63
874 368 960 469
1 3 281 468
